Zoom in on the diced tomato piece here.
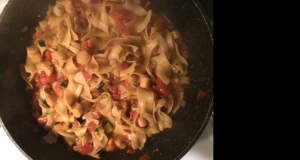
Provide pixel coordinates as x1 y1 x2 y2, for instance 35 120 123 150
106 138 116 152
81 42 88 50
38 76 48 86
92 112 101 120
121 135 132 145
110 9 138 24
109 85 118 94
81 42 93 55
120 62 129 71
5 67 13 78
82 71 91 81
110 86 121 100
81 43 88 51
31 92 41 114
110 10 134 36
89 0 100 4
120 135 128 142
155 77 172 97
37 117 48 126
155 77 166 88
118 22 131 37
112 93 121 100
127 148 136 154
74 57 91 78
72 120 80 128
155 85 169 97
130 110 137 121
91 90 100 98
76 63 85 71
87 37 97 48
52 82 63 97
124 129 131 133
197 90 206 100
91 107 102 120
122 80 130 86
87 121 97 132
81 37 95 50
117 89 122 95
180 43 190 59
109 88 121 100
33 31 44 39
44 49 52 61
78 143 93 155
117 104 123 110
74 58 90 80
38 72 57 86
86 41 93 48
140 153 150 160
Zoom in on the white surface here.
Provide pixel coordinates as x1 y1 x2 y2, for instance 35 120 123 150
182 117 213 160
0 127 28 160
0 1 213 159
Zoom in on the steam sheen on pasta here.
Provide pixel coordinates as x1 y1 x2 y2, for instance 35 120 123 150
21 0 190 158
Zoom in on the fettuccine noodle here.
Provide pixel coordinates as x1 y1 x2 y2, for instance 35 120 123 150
20 0 191 158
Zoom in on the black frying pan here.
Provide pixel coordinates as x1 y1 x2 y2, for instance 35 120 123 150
0 0 213 159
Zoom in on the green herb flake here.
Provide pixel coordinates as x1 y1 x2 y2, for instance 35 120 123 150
60 82 68 88
104 122 113 134
97 85 104 92
36 39 46 47
45 108 54 115
58 45 68 54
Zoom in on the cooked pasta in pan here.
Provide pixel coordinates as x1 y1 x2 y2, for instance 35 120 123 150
21 0 190 158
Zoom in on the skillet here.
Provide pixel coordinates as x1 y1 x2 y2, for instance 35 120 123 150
0 0 213 159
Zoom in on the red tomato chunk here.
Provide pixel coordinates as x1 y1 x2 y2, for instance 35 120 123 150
78 143 94 155
155 77 172 97
38 72 57 86
87 121 97 132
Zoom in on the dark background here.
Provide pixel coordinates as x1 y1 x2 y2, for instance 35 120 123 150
199 0 213 25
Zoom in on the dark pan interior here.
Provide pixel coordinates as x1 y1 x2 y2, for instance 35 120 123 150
0 0 213 159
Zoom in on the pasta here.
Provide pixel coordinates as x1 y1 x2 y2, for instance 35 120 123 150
20 0 191 158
